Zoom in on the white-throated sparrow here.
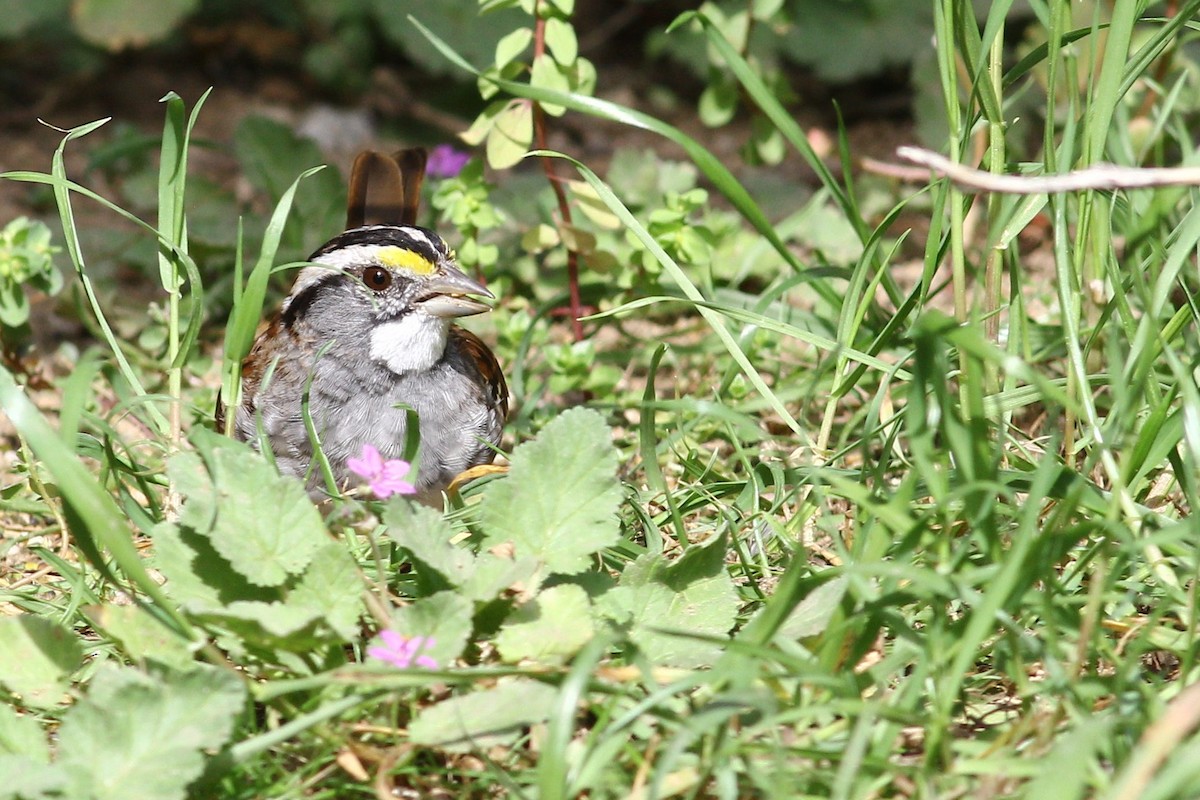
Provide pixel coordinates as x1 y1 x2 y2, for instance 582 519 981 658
218 148 507 500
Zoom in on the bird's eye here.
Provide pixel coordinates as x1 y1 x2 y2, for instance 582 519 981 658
363 266 393 291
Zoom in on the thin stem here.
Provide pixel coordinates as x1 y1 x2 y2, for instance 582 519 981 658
983 26 1005 350
168 281 181 450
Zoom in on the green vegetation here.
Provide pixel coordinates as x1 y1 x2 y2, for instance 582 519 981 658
3 0 1200 798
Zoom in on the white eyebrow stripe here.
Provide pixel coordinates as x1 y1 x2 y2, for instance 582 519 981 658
281 227 453 313
282 245 382 312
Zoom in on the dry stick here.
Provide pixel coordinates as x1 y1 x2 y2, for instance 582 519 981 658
532 11 584 342
863 146 1200 193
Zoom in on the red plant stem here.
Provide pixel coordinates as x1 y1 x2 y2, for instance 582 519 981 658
532 11 584 341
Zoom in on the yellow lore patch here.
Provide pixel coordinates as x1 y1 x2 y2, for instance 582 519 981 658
378 246 436 276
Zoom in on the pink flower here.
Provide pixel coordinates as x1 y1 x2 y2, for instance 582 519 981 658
347 444 416 498
426 144 471 178
367 630 438 669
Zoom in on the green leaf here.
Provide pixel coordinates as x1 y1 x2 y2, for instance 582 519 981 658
383 501 538 602
56 666 244 800
71 0 199 50
543 17 577 64
494 26 532 68
152 521 274 612
486 100 533 169
85 605 195 670
1024 715 1114 799
409 679 560 752
567 55 596 96
219 601 324 640
698 77 738 127
0 616 83 709
0 702 49 761
0 756 67 800
496 583 594 664
598 534 738 668
751 0 785 19
0 279 29 327
480 407 622 576
750 120 785 165
155 520 361 649
173 429 327 587
387 591 474 667
774 575 847 640
287 543 365 641
383 502 472 588
530 55 569 115
567 180 621 229
461 107 499 148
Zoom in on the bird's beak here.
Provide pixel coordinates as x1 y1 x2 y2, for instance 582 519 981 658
418 265 494 318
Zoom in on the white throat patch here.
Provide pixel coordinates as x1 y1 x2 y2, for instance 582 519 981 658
370 312 450 373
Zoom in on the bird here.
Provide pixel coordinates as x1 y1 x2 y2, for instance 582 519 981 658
218 148 507 501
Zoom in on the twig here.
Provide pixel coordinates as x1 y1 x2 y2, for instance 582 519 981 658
862 145 1200 194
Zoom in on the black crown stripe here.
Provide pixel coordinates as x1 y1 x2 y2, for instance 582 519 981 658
309 225 449 265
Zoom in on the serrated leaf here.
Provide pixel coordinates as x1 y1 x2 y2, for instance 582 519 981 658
154 522 354 650
496 583 593 664
0 616 82 708
56 665 244 800
175 430 327 587
381 502 538 602
480 407 621 575
287 543 365 640
71 0 198 50
598 534 738 668
409 679 559 752
85 605 194 670
486 100 533 169
462 554 541 603
543 17 577 64
0 756 67 799
169 451 215 535
152 521 276 611
220 601 322 639
387 592 474 667
383 501 472 589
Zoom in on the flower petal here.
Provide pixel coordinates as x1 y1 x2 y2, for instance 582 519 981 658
348 444 385 480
